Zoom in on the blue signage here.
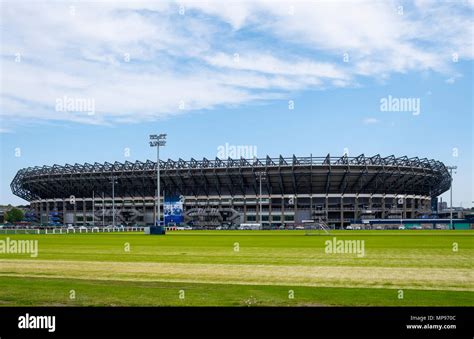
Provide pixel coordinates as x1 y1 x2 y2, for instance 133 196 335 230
164 195 184 225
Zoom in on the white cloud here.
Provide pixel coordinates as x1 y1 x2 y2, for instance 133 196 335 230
1 0 472 129
0 128 12 134
193 1 472 75
363 117 379 125
445 77 456 84
205 53 348 79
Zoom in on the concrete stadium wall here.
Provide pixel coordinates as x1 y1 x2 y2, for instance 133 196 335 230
29 193 432 229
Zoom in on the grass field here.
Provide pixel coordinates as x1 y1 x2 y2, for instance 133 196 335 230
0 230 472 306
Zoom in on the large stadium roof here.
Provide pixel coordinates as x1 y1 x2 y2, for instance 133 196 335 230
11 154 451 201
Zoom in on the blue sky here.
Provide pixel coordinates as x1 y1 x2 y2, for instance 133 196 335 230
1 0 473 207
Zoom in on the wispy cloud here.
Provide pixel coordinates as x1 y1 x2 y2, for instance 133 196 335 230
0 127 12 134
1 0 472 130
363 117 379 125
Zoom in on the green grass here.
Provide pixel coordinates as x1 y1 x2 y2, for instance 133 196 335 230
0 230 472 306
1 276 472 306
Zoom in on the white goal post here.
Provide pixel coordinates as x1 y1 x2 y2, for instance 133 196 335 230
302 219 331 235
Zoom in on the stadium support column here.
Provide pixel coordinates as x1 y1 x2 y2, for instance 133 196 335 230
73 201 77 226
149 134 167 227
33 203 38 224
83 199 86 226
325 196 328 225
255 196 258 224
243 198 247 223
112 177 115 227
402 197 407 219
381 195 385 219
92 191 95 226
45 200 50 226
53 200 57 220
340 195 344 229
355 195 359 220
280 196 283 226
62 198 66 225
268 197 272 225
102 193 105 227
294 194 298 225
256 171 267 226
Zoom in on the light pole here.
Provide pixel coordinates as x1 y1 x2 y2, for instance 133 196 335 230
447 166 457 229
256 171 267 226
150 134 167 227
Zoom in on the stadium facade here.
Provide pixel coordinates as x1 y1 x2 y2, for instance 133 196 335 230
11 154 451 228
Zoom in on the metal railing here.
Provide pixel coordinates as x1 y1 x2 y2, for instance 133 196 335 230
0 226 145 235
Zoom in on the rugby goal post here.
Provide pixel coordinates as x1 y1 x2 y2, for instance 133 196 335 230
302 219 331 236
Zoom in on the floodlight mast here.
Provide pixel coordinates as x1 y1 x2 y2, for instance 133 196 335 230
446 166 457 229
149 134 167 227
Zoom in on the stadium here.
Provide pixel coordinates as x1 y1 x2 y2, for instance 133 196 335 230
11 153 452 228
3 155 473 309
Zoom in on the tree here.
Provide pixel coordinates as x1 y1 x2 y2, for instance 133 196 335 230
5 207 24 223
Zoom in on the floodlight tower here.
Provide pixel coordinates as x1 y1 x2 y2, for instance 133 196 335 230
446 166 457 229
149 134 167 226
256 171 267 226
